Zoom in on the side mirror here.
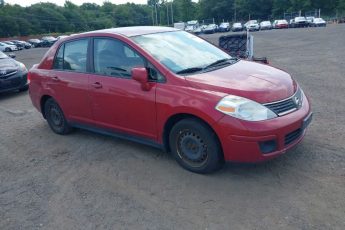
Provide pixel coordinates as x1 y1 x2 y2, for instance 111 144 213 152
132 67 151 91
8 53 16 59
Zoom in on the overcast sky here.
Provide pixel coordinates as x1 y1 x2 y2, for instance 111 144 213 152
9 0 149 7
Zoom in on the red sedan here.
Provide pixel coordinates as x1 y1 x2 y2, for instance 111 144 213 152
273 20 289 29
28 26 312 173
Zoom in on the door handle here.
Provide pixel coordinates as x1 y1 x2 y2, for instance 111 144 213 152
92 82 102 89
52 76 60 82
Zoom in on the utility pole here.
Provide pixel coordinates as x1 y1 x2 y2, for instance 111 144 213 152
319 8 321 18
171 1 174 24
152 6 155 25
234 1 237 22
155 3 158 26
166 2 169 26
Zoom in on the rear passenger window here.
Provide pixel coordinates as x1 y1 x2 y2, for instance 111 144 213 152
63 39 88 72
53 44 64 70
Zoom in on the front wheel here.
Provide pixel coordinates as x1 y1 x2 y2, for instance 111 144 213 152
19 85 29 92
44 98 73 135
169 118 224 174
5 47 10 52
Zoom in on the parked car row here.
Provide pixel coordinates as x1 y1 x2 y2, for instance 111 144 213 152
185 16 327 35
27 36 59 48
0 34 71 94
289 17 326 28
0 35 71 53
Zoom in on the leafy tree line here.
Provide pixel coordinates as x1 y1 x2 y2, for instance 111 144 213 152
0 0 344 37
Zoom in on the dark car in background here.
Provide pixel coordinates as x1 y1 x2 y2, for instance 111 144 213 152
41 36 57 47
11 40 32 49
0 51 28 93
290 17 308 28
27 39 43 48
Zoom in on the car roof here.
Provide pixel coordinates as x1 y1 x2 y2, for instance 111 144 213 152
82 26 179 38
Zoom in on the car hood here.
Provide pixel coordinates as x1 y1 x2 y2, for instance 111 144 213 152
0 58 18 70
185 60 297 104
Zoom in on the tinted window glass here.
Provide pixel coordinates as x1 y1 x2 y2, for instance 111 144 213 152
93 38 144 78
147 62 164 82
63 39 88 72
53 44 64 70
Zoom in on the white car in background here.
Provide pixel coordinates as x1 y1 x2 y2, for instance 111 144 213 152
232 22 244 32
219 22 230 32
306 16 315 26
311 18 326 27
0 42 18 52
57 35 69 40
244 20 260 31
260 21 272 30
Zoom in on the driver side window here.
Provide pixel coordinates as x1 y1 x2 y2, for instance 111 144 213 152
93 38 145 78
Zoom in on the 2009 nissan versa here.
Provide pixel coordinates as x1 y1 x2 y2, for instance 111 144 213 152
28 26 312 173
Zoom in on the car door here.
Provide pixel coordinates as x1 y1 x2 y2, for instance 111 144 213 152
89 37 157 140
49 38 93 124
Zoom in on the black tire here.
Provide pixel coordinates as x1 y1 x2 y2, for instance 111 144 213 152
44 98 73 135
5 47 10 52
19 85 29 92
169 118 224 174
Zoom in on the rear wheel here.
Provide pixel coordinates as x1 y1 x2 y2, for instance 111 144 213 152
169 118 224 174
44 98 73 135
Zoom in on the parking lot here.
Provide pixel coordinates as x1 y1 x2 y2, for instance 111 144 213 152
1 24 344 230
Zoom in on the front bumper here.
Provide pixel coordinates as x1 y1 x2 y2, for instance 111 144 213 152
0 70 28 93
214 93 311 163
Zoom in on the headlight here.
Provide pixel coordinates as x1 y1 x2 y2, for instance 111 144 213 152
17 62 27 72
215 95 277 121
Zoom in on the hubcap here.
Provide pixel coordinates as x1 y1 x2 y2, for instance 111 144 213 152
49 105 63 127
177 130 208 167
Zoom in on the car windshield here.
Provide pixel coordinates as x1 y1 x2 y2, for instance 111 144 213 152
233 23 241 26
314 18 324 22
132 31 232 74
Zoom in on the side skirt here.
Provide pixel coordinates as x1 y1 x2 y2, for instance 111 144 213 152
70 122 165 151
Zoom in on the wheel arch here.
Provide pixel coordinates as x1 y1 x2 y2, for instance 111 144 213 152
40 95 53 119
162 113 222 155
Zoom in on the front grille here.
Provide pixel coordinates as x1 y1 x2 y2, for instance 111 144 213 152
285 128 302 146
264 88 302 116
0 69 18 79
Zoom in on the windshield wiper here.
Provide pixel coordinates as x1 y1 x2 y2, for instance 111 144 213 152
176 67 203 74
176 58 238 75
203 57 238 70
